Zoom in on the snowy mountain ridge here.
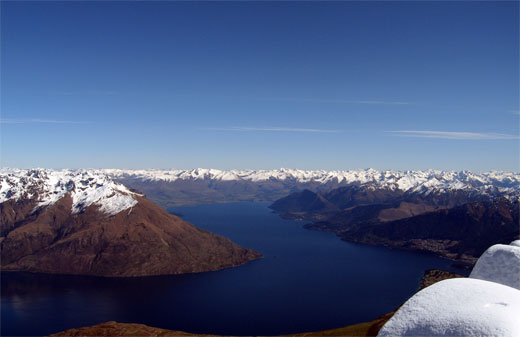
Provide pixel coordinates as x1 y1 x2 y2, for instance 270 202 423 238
2 168 518 214
0 168 138 216
102 168 520 196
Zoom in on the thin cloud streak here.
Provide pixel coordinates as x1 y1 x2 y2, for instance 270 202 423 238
260 96 412 105
52 90 118 96
0 118 88 124
175 93 412 105
389 130 519 140
353 100 410 105
201 126 342 134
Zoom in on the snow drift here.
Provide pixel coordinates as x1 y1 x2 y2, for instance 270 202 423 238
378 242 520 336
377 278 520 337
470 244 520 290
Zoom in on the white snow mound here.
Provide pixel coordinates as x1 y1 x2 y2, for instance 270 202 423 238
470 244 520 290
510 240 520 248
377 278 520 337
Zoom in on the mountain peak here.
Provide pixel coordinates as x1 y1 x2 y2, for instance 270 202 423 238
0 168 138 216
0 168 261 277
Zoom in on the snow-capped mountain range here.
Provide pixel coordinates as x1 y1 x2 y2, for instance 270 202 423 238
1 168 519 212
0 168 138 216
102 168 520 196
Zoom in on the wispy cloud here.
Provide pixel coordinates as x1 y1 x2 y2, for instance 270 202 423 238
389 130 519 140
351 100 411 105
0 118 88 124
509 110 520 115
161 93 413 105
261 96 412 105
200 126 341 134
52 90 118 96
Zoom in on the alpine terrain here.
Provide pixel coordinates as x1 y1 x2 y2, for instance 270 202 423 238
0 169 261 277
269 170 520 262
101 168 520 207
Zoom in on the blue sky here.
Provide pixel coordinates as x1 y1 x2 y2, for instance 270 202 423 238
1 1 518 171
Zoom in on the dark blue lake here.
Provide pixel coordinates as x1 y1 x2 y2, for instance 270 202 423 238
1 202 468 336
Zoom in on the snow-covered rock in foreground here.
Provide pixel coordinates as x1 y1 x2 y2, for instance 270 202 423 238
470 244 520 290
377 278 520 337
0 168 138 216
510 240 520 248
378 242 520 337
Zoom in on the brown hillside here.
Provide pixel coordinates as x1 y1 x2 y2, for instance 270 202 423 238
1 195 261 277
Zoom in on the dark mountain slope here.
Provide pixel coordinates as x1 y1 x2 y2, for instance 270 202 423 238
341 198 519 262
269 189 340 220
322 186 404 209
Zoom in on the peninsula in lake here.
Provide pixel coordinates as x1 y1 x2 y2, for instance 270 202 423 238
0 169 260 277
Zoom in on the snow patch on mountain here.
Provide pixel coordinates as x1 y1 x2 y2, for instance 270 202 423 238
0 168 138 216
